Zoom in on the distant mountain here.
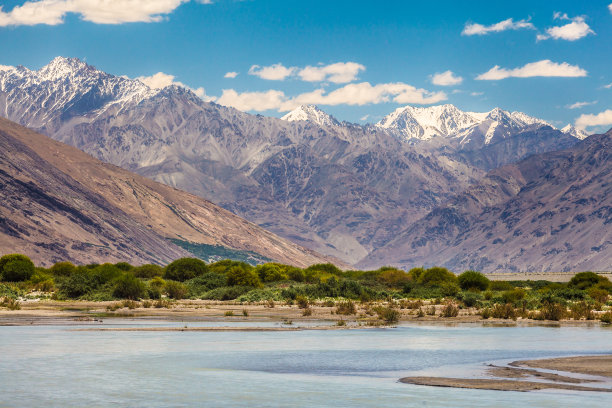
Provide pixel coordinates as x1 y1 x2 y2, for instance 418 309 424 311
0 57 587 267
0 117 341 268
282 105 341 127
361 131 612 273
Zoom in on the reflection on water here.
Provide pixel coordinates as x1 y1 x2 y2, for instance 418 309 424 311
1 322 610 407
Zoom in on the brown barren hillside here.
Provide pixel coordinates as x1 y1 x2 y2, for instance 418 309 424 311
0 117 345 268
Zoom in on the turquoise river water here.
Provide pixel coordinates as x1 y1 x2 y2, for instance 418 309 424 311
1 321 611 407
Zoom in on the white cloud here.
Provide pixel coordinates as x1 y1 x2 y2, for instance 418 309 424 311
537 15 594 41
0 0 210 26
216 81 447 112
567 101 597 109
609 3 612 13
297 62 365 84
217 89 287 111
360 114 369 121
476 60 587 80
224 71 238 79
248 63 296 81
575 109 612 130
462 18 534 36
248 61 365 84
136 72 214 101
470 91 484 96
431 70 463 86
604 83 612 89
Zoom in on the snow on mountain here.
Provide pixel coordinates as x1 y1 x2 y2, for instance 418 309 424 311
561 124 589 140
376 104 555 147
281 104 340 127
0 57 164 128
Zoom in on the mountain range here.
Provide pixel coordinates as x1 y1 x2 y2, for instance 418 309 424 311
0 57 608 272
0 116 340 267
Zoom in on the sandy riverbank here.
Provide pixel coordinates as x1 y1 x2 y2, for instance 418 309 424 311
0 299 610 327
400 355 612 392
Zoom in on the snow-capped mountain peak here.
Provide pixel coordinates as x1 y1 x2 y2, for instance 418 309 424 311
561 124 589 140
376 103 556 147
281 105 340 127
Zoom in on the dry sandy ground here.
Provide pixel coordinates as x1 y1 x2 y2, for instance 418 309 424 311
400 356 612 392
0 299 609 327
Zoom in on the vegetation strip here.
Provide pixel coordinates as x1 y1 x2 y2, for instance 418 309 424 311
1 254 611 326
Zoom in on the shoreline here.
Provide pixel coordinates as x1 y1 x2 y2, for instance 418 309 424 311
400 355 612 392
1 299 611 327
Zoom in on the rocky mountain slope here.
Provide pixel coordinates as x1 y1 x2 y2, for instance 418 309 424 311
0 57 586 266
361 131 612 273
0 117 341 267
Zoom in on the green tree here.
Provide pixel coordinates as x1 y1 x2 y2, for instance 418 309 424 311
458 270 490 291
418 267 457 287
132 264 164 279
113 274 145 299
164 258 208 281
0 254 35 282
568 272 604 290
164 280 188 299
50 261 76 277
226 266 261 287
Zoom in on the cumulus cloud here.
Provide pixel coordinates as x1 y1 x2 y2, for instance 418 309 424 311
567 101 597 110
217 89 287 111
0 0 209 26
136 72 213 101
431 70 463 86
609 3 612 13
216 82 447 112
476 60 587 80
537 14 595 41
575 109 612 130
248 63 296 81
297 62 365 84
224 71 238 79
604 83 612 89
462 18 534 36
248 61 365 83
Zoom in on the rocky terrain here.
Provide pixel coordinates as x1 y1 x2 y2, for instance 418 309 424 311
361 130 612 273
0 117 341 267
0 57 587 266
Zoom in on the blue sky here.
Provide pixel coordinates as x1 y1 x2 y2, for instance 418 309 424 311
1 0 611 130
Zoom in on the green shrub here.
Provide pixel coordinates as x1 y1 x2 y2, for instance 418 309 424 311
489 281 513 291
375 306 400 324
600 311 612 324
407 267 426 282
50 262 76 277
186 272 227 297
255 263 288 282
440 281 460 297
501 288 526 304
491 303 517 320
296 295 309 309
441 302 459 317
91 264 123 285
569 272 604 290
132 264 164 279
377 267 411 288
458 270 490 291
226 266 261 287
540 302 566 321
336 300 357 315
164 280 188 299
588 288 609 303
460 292 482 307
202 286 252 300
113 274 145 299
287 268 305 282
304 263 343 276
59 268 96 298
164 258 208 281
114 262 133 271
418 267 457 287
0 254 35 282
